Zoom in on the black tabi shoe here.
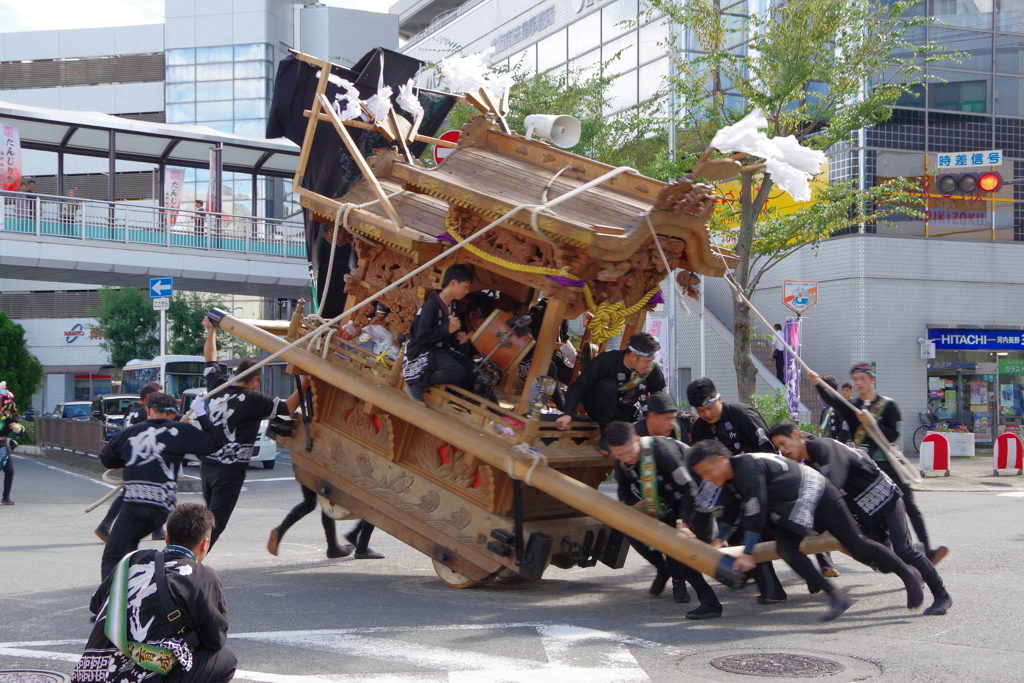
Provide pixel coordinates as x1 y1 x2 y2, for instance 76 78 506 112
151 528 166 541
354 548 385 559
820 589 852 622
94 528 109 543
904 566 925 610
926 546 949 566
345 530 359 547
923 595 952 616
327 543 354 559
672 584 692 604
405 384 426 406
649 567 670 597
685 604 722 620
1 498 13 505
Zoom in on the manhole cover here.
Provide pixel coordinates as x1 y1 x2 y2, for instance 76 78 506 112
0 672 70 683
710 653 845 678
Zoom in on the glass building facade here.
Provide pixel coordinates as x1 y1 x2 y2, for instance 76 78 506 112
834 1 1024 241
164 43 276 217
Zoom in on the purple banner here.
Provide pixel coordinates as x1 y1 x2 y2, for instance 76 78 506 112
784 318 802 420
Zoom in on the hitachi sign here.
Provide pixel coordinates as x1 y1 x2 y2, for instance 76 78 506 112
928 329 1024 350
939 333 989 345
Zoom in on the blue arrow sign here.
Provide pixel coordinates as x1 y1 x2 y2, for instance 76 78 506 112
149 277 174 298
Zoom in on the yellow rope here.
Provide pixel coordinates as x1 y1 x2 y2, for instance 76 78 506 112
583 283 661 346
445 216 571 277
444 214 659 345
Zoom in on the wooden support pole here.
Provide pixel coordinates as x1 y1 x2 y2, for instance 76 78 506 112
315 93 405 232
516 298 567 414
718 534 847 563
215 312 739 581
293 66 334 189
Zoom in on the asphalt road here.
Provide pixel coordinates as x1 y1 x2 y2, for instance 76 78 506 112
1 451 1023 682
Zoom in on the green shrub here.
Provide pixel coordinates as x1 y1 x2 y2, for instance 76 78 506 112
748 388 793 429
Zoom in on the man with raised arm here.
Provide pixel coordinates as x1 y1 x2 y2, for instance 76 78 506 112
200 315 301 547
98 393 222 580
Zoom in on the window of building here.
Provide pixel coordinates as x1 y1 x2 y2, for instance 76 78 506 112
639 57 669 101
166 83 195 103
931 27 993 72
929 0 994 30
234 99 267 119
511 46 536 74
568 11 602 58
196 80 233 101
167 49 195 66
571 48 601 74
638 16 669 65
234 79 268 99
604 31 638 75
196 46 234 64
166 103 195 123
537 28 568 73
196 100 233 121
166 66 195 83
995 34 1024 74
995 75 1023 114
603 0 639 42
929 71 990 112
605 70 638 114
196 63 233 81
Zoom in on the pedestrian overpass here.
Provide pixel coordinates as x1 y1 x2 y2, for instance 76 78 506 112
0 100 310 299
1 190 310 298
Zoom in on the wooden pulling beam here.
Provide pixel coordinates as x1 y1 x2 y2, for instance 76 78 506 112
212 311 744 586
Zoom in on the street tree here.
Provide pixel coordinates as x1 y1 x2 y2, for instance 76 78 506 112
0 312 44 410
644 0 950 400
168 291 226 356
437 61 668 176
90 287 159 368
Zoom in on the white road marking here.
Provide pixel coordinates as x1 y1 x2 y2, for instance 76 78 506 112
247 477 298 483
21 459 114 489
0 624 660 682
996 491 1024 497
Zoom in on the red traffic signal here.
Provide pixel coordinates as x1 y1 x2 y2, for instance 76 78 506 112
979 172 1002 192
935 171 1002 195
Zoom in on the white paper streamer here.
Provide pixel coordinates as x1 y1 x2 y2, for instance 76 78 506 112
332 78 362 122
396 79 424 119
440 48 515 98
709 110 826 203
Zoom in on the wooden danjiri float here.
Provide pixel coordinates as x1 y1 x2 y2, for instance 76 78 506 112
210 49 836 588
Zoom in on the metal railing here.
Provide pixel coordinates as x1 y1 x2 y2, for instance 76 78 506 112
36 417 106 456
0 190 307 259
404 0 487 47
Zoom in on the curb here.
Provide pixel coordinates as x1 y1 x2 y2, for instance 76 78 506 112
17 448 205 492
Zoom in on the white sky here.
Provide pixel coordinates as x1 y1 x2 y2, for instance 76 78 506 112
0 0 396 33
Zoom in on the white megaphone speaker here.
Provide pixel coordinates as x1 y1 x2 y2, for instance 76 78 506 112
523 114 581 149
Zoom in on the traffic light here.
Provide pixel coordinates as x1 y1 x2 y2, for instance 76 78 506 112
935 171 1002 195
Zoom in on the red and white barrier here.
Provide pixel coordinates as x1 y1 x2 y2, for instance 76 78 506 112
919 432 951 477
993 432 1024 476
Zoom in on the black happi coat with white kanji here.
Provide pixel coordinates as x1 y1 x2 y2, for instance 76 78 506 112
689 402 774 455
99 419 221 511
613 436 697 523
563 349 666 418
71 548 229 683
202 362 289 469
725 452 828 537
803 436 901 528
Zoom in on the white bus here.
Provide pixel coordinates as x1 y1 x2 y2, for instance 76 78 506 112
121 355 207 406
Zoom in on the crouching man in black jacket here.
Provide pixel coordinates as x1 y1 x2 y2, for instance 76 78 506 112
688 439 925 622
605 421 723 620
72 503 235 683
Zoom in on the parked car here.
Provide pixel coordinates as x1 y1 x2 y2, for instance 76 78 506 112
52 401 92 421
180 387 279 469
21 406 37 422
91 394 140 438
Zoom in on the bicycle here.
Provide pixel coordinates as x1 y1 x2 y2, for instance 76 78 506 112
912 411 965 452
